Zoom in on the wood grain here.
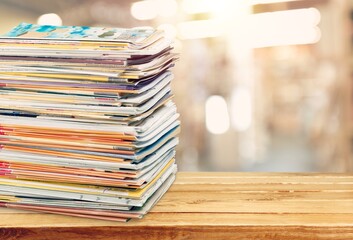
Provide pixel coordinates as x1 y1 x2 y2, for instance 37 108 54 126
0 172 352 240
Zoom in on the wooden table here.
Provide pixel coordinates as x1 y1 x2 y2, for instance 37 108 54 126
0 172 352 240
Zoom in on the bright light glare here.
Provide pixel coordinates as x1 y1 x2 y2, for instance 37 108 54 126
158 24 177 39
183 0 250 20
131 0 177 20
131 1 158 20
231 87 252 132
178 20 223 39
248 8 321 48
158 0 178 17
205 95 230 134
251 0 298 5
37 13 62 26
182 0 227 14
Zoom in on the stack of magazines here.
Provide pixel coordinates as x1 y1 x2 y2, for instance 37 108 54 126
0 23 179 222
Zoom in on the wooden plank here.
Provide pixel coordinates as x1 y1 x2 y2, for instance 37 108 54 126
1 225 352 240
175 172 353 183
0 213 353 240
1 213 353 228
170 183 353 191
172 173 353 192
151 191 353 213
0 172 352 240
160 191 353 200
176 172 353 178
152 199 353 213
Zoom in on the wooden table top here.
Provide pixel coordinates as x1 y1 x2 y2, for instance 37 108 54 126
0 172 352 240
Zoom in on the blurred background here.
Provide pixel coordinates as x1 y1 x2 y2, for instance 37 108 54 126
0 0 352 172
